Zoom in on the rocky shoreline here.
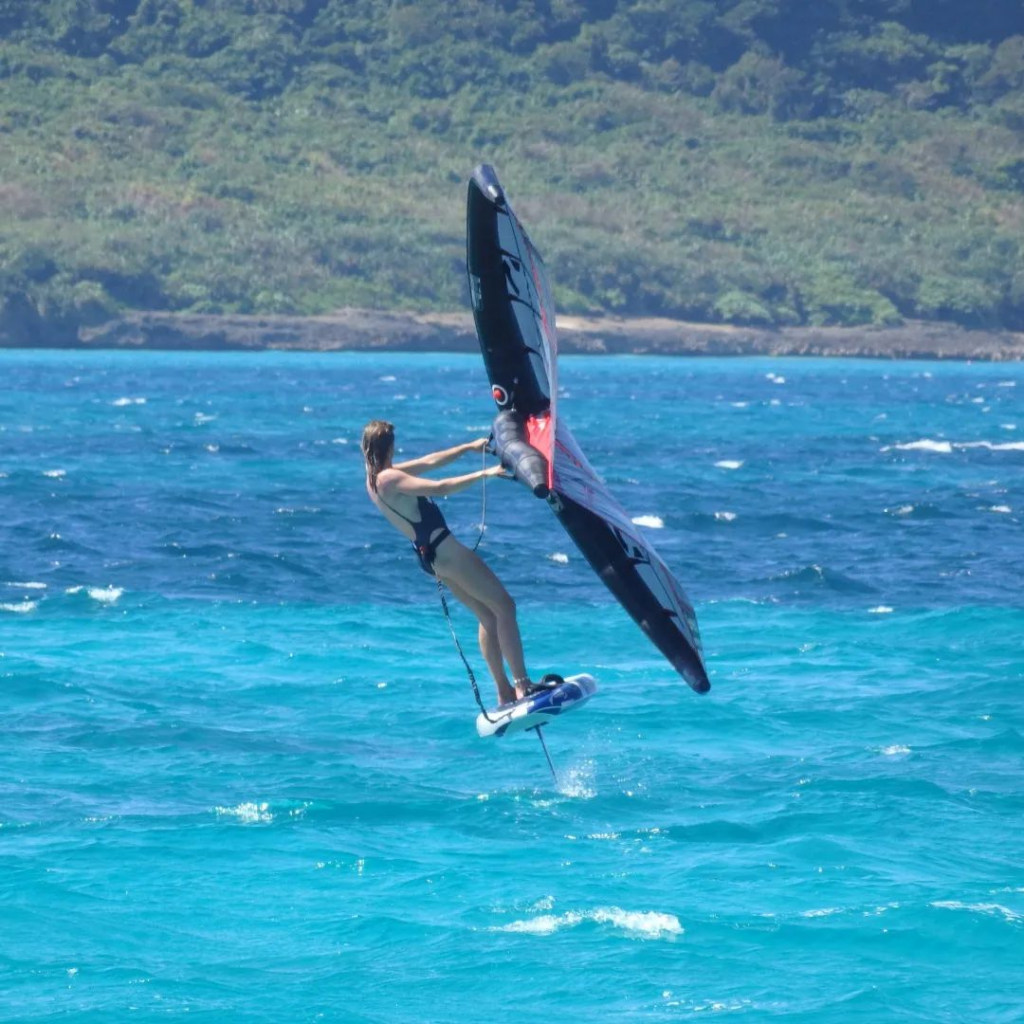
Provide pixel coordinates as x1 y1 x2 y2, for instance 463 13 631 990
7 307 1024 360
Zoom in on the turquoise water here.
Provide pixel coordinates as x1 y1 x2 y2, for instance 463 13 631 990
2 351 1023 1022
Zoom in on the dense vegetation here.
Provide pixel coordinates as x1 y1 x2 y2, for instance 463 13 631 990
2 0 1023 343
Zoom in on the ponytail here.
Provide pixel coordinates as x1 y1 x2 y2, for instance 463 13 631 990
361 420 395 493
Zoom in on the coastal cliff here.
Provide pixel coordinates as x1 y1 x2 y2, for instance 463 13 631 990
56 308 1024 361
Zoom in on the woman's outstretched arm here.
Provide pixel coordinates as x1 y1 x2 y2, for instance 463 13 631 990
392 437 488 475
381 464 505 499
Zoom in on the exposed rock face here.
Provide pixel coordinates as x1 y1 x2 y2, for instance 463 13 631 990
3 306 1023 360
552 315 1024 361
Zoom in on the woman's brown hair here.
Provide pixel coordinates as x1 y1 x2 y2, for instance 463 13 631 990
361 420 394 493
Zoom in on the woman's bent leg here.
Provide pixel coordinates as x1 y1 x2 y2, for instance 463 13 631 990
442 578 516 705
434 540 532 695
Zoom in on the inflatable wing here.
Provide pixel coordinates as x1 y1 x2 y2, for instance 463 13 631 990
466 165 710 693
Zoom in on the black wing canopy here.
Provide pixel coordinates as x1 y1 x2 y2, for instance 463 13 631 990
466 164 709 694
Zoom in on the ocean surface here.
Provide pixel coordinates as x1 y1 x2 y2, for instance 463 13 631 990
2 350 1023 1023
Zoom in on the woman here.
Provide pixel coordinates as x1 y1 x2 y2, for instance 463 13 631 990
362 419 542 705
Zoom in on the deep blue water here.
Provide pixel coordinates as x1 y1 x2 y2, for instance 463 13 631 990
1 351 1023 1022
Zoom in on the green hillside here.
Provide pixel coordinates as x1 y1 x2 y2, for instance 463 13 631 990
2 0 1023 344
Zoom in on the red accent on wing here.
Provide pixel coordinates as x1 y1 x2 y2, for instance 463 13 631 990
526 412 554 491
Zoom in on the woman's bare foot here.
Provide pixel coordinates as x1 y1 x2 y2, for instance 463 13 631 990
513 676 535 701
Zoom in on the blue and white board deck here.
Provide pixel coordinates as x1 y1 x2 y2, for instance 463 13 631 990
475 674 598 738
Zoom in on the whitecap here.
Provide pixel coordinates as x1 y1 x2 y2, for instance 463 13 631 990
715 460 744 470
493 907 682 940
880 744 910 756
931 901 1021 923
960 441 1024 452
1 601 36 614
205 444 219 453
5 581 46 589
869 606 894 614
496 912 580 935
800 907 842 918
882 440 952 454
379 375 397 382
1001 424 1016 431
989 505 1012 514
730 401 749 408
214 802 273 824
331 437 349 444
631 515 663 529
193 413 216 424
43 469 66 478
547 552 569 564
88 586 123 604
887 505 914 516
111 397 146 406
996 381 1017 388
769 398 781 406
714 511 737 522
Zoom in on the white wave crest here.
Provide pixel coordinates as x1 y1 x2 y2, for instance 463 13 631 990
43 469 67 478
714 511 737 522
215 801 273 824
6 581 46 589
869 606 894 614
111 397 146 406
88 586 123 604
1 601 37 614
883 439 1024 454
493 907 682 940
880 744 910 756
715 460 744 470
931 901 1021 923
631 515 663 529
960 441 1024 452
989 505 1013 514
547 552 569 564
882 440 953 453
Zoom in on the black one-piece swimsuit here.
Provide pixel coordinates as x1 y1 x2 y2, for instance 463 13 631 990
380 495 452 576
